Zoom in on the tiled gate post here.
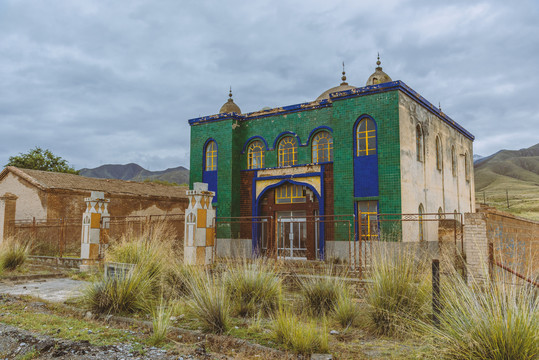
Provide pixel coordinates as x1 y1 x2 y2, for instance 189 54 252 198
184 183 216 265
80 191 110 272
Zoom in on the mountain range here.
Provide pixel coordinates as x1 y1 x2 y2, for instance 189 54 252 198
474 143 539 220
79 163 189 185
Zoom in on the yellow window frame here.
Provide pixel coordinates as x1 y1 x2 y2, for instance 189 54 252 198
205 141 217 171
248 140 265 169
356 119 376 156
312 131 333 163
278 136 297 166
275 184 306 204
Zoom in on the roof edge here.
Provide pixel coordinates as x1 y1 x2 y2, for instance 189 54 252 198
0 166 48 190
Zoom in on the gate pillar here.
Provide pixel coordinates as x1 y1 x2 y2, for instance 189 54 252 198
184 183 215 265
80 191 109 272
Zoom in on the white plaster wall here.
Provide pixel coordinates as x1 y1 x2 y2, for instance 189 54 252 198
399 92 474 242
0 172 47 220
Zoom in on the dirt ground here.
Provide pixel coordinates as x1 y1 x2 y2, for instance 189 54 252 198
0 322 219 359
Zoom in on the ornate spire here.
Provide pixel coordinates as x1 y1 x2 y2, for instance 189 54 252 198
376 52 382 69
439 102 442 111
228 86 233 100
340 62 348 85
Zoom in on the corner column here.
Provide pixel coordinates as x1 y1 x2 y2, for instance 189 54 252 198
184 183 216 265
80 191 110 271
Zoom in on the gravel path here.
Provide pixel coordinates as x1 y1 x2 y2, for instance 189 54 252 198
0 278 88 302
0 323 219 360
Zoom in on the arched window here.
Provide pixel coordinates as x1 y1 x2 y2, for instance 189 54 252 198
451 146 457 176
278 136 297 167
464 152 470 182
205 141 217 171
312 131 333 163
275 183 306 204
438 207 444 219
418 203 425 241
436 136 443 170
356 118 376 156
248 140 265 169
416 124 424 162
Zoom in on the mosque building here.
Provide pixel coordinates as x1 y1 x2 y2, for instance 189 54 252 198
188 57 475 260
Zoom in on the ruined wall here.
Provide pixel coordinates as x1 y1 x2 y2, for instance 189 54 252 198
464 207 539 283
399 92 474 242
45 191 188 219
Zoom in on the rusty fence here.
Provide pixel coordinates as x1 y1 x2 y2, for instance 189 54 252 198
6 213 185 259
100 213 185 258
7 218 82 257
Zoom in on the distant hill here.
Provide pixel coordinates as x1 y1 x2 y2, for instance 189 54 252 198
79 163 189 185
474 143 539 220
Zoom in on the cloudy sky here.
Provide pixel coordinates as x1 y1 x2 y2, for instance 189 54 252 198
1 0 538 170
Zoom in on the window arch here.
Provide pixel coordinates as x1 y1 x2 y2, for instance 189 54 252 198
451 146 457 176
356 118 376 156
278 136 297 166
418 203 425 241
205 140 217 171
248 140 265 169
416 124 424 162
435 136 443 170
312 131 333 163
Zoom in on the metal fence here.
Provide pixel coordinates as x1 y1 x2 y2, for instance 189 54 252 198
7 218 82 257
101 213 185 258
6 213 185 258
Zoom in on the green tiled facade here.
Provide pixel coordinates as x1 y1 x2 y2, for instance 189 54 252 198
188 79 474 248
190 86 401 224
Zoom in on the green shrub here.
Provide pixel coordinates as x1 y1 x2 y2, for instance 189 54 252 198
0 237 30 272
333 291 358 328
82 265 154 314
297 268 348 316
420 273 539 359
225 260 282 316
185 270 230 334
365 245 429 336
272 310 329 355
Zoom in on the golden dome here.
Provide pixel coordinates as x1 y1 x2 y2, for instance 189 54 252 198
366 54 392 86
219 88 241 114
316 63 356 101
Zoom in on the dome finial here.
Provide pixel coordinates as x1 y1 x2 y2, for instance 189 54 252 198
376 52 381 68
341 61 348 85
219 86 241 114
439 102 442 112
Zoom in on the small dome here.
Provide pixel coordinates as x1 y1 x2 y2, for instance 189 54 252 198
366 54 392 86
219 88 241 114
316 63 356 101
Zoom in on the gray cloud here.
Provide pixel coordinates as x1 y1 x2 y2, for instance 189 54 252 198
0 0 538 170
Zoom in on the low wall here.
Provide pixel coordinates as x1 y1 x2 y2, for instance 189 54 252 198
28 255 82 269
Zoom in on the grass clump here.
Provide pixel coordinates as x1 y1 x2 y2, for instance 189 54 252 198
185 270 231 334
148 298 174 346
0 237 30 272
82 264 154 314
420 273 539 359
297 267 348 317
333 291 359 328
365 245 429 336
225 260 282 316
272 310 329 355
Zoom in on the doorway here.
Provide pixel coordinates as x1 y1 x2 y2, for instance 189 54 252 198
277 211 307 259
